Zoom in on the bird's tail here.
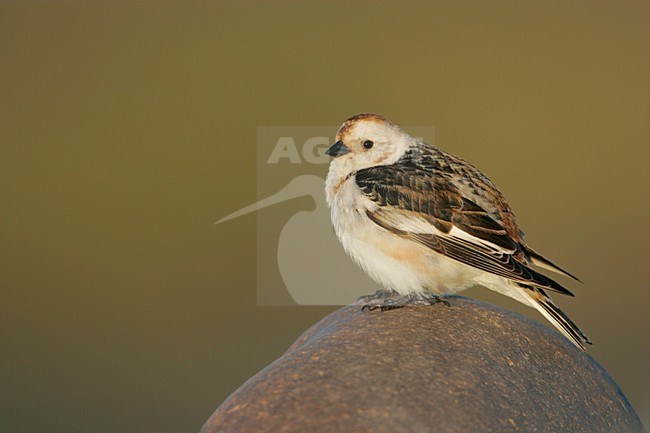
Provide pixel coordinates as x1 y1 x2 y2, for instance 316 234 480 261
524 287 592 351
523 245 582 282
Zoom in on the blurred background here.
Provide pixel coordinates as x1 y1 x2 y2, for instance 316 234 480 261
1 1 648 432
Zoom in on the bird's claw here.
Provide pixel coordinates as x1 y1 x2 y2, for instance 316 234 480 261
423 293 451 307
357 289 394 303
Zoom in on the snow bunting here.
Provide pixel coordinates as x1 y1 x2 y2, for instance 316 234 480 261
325 113 591 350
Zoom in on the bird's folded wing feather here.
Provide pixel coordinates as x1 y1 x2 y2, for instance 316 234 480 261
356 159 575 297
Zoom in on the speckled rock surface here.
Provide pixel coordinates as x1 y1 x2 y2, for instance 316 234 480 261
200 296 645 433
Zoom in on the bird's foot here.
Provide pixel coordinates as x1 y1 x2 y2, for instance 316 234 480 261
360 290 405 311
359 291 450 311
399 293 451 307
357 289 394 303
419 293 451 307
361 298 405 312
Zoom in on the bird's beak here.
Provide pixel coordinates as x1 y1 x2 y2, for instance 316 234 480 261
325 140 350 158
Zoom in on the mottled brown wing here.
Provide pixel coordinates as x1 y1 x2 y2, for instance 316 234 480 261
356 150 575 296
408 144 524 242
355 148 520 252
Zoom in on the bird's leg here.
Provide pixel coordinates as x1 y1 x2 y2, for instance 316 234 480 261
359 291 450 311
401 293 450 307
357 289 395 303
359 290 406 311
421 292 451 307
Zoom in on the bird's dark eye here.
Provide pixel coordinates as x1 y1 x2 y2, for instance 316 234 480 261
363 140 374 149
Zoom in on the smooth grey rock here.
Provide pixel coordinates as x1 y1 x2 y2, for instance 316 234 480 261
200 296 645 433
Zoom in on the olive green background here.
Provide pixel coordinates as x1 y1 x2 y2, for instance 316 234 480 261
1 1 648 432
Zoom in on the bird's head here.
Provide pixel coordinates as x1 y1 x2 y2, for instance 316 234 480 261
326 114 414 175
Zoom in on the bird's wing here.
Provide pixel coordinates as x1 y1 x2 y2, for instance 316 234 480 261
356 152 575 296
403 143 524 241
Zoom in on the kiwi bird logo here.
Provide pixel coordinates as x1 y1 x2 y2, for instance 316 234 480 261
216 174 375 305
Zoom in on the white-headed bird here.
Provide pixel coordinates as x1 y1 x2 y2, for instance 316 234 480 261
325 113 590 350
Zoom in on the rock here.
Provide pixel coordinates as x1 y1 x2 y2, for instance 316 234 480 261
200 296 645 433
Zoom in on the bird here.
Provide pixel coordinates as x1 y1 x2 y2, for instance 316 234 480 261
324 113 591 350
